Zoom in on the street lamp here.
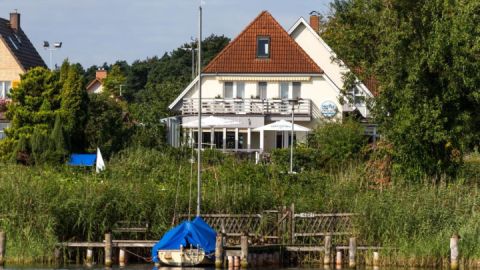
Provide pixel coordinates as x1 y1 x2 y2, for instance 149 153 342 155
288 98 300 174
43 41 62 70
180 43 198 80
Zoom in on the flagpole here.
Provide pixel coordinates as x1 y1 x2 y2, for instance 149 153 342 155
196 4 203 217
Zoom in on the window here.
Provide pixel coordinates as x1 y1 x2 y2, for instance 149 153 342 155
257 36 270 58
292 82 301 99
0 81 12 99
236 82 245 98
224 82 234 98
279 82 289 100
258 82 267 99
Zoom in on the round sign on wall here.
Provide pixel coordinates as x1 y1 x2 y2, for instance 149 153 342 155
320 101 338 118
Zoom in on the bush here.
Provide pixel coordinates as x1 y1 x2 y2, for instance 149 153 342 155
309 119 367 164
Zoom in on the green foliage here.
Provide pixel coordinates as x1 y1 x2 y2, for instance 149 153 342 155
323 0 480 178
0 148 480 263
102 64 127 97
6 67 60 139
59 60 88 151
84 94 130 157
309 119 367 163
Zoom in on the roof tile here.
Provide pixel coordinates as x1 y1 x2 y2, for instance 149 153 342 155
204 11 323 74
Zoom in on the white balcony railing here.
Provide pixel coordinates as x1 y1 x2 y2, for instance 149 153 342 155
181 98 312 116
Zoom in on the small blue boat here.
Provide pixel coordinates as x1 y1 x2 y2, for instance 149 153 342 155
151 217 216 266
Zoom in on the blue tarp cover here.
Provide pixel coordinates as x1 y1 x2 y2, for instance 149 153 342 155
151 217 217 263
68 154 96 166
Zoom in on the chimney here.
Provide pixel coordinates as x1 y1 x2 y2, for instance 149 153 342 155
10 11 20 32
309 11 320 33
96 69 107 80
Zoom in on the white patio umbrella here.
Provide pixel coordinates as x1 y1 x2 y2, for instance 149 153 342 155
253 119 311 132
182 115 239 128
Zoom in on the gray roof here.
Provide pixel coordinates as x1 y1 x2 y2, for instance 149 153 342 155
0 18 46 70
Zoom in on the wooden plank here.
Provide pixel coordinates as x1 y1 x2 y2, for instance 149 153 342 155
294 232 352 237
286 246 325 252
294 213 358 218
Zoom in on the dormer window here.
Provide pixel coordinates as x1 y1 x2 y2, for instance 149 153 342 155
257 36 270 58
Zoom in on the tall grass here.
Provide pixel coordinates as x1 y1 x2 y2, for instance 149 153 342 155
0 146 479 265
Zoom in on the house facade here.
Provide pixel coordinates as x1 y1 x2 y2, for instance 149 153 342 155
0 11 47 139
86 69 107 94
168 11 375 152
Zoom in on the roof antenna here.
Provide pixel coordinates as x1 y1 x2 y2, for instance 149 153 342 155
14 9 18 13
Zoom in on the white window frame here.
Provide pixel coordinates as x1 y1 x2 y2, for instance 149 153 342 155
223 82 234 99
257 82 267 100
277 82 301 100
0 81 12 99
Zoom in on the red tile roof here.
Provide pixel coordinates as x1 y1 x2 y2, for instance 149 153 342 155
204 11 323 74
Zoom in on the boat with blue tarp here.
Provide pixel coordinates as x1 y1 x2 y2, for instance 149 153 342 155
151 217 216 266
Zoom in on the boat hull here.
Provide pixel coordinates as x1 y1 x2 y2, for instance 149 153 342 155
158 249 213 266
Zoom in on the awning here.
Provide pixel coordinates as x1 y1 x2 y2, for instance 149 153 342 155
182 115 239 128
253 120 311 132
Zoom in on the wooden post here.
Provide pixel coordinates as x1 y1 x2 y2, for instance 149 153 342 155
335 251 342 269
85 248 93 266
0 231 5 266
215 233 223 268
234 256 240 268
54 247 62 265
240 235 248 268
119 248 126 267
373 251 380 267
324 234 332 265
349 237 357 268
450 234 459 270
104 233 112 267
227 256 233 268
290 203 295 244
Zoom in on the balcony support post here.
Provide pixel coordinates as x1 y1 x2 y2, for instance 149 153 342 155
247 128 251 151
222 128 227 151
260 130 264 152
210 128 214 149
235 128 239 151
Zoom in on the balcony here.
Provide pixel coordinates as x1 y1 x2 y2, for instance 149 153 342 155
181 98 312 117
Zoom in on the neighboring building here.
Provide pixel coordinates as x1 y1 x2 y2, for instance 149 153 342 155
168 11 375 153
86 69 107 94
0 11 47 139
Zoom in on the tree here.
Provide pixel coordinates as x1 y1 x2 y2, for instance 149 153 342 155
6 67 60 139
59 60 89 151
102 64 127 97
323 0 480 178
84 94 130 157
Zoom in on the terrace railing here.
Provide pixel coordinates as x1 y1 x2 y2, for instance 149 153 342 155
181 98 312 116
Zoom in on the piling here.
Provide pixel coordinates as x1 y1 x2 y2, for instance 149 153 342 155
119 248 126 267
85 248 93 266
0 231 5 266
450 234 459 270
324 234 332 265
104 233 112 267
336 251 342 269
215 233 223 268
349 237 357 268
240 235 249 268
373 251 380 267
54 247 62 265
234 256 240 268
229 256 234 268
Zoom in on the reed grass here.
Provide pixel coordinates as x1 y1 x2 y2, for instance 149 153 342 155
0 146 479 265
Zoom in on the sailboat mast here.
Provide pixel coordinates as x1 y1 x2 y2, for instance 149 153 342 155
196 5 203 217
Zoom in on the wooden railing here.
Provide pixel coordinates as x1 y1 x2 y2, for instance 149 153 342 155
181 98 312 116
176 205 356 245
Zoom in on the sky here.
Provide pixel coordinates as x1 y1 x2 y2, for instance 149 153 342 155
0 0 333 68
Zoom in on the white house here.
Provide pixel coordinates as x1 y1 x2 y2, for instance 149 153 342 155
168 11 375 153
